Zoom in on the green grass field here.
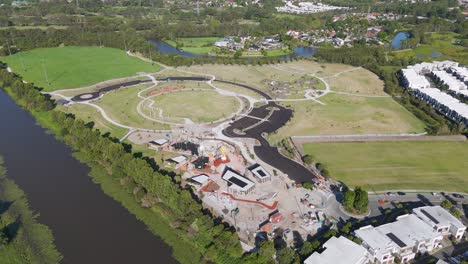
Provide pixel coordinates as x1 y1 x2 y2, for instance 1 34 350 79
1 46 160 91
165 37 219 54
151 90 240 123
57 104 128 139
270 93 426 142
95 84 169 130
303 141 468 192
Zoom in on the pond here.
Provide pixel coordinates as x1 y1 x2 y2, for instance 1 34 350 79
392 32 411 50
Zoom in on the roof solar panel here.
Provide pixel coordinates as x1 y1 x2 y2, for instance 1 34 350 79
257 170 266 177
228 176 248 188
386 233 407 247
421 209 440 224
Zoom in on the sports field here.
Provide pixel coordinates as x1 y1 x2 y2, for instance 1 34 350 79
150 90 240 123
303 141 468 192
1 46 160 91
165 37 218 54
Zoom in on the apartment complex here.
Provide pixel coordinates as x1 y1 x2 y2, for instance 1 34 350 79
401 61 468 126
355 206 465 264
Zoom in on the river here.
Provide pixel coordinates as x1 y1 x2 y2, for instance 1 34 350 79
152 40 316 59
0 90 176 264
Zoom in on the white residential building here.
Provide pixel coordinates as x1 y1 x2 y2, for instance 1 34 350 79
413 206 466 240
276 1 347 14
304 236 370 264
401 69 431 89
356 214 443 263
450 66 468 83
401 61 468 126
431 71 467 92
355 226 398 264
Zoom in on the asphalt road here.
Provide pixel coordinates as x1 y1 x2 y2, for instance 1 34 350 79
218 80 318 184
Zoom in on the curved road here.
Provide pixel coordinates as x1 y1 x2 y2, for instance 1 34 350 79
216 80 318 183
66 75 318 184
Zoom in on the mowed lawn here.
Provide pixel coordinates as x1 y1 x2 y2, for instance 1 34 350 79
95 84 169 130
1 46 160 91
270 93 426 142
151 90 240 123
165 37 219 54
57 104 128 139
303 141 468 192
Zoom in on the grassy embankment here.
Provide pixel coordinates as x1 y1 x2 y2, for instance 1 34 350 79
303 141 468 192
1 46 161 91
0 158 62 264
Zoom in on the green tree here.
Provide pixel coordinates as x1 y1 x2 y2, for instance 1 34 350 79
353 187 368 213
299 241 320 258
450 207 462 218
441 200 452 209
234 49 243 59
302 154 315 165
277 247 300 264
343 190 355 212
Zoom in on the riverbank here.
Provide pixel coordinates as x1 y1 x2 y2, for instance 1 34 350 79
0 158 62 264
0 67 244 263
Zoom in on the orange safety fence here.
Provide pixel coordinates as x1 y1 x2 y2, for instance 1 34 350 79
222 192 278 210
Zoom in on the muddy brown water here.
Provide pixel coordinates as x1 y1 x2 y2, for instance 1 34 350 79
0 90 177 264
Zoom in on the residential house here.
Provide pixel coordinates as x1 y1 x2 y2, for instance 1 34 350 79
304 236 370 264
413 206 466 241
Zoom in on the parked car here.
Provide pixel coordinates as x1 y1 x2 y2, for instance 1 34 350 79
386 192 395 196
452 193 465 199
397 192 406 196
431 192 440 196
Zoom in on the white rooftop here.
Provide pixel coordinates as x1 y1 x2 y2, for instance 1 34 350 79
413 205 466 230
304 236 370 264
402 69 430 89
190 174 210 185
249 164 272 179
377 214 441 248
432 71 467 92
451 66 468 81
222 168 255 192
168 155 187 164
355 225 397 260
416 88 468 120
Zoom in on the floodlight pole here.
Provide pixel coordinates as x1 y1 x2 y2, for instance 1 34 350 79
41 59 50 86
5 40 12 56
97 32 102 47
148 42 152 60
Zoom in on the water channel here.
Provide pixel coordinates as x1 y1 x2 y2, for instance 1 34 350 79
0 90 176 264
